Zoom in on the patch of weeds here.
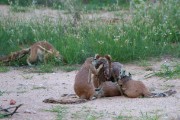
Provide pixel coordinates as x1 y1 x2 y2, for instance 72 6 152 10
136 60 151 67
0 114 9 119
86 114 97 120
139 112 159 120
71 106 104 120
10 6 31 12
114 114 132 120
0 65 9 73
36 64 55 73
9 0 32 12
80 0 129 12
0 0 9 4
60 65 80 72
154 64 180 79
46 106 67 120
0 91 5 96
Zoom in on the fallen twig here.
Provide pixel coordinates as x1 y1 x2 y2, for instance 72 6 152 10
144 72 155 79
0 104 23 117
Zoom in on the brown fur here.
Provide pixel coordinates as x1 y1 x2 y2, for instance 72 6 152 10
0 49 30 64
119 75 151 98
0 41 62 66
43 80 123 105
43 57 103 104
94 81 122 98
118 73 176 98
27 41 61 66
74 57 103 100
42 55 123 104
92 54 112 88
91 55 123 97
109 62 124 82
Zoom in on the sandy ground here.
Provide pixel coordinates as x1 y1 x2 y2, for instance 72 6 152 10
0 57 180 120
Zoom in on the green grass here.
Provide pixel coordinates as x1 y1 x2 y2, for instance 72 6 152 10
139 112 159 120
28 58 62 73
0 114 8 119
0 0 9 5
10 5 32 12
37 64 55 73
2 0 129 12
8 0 33 12
79 0 129 12
0 0 179 66
114 114 132 120
0 65 9 72
114 112 159 120
0 91 5 96
154 63 180 79
136 60 151 67
47 106 105 120
71 106 104 120
47 106 67 120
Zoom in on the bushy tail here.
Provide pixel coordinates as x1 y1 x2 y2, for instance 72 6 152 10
149 90 177 98
0 48 30 63
43 96 87 104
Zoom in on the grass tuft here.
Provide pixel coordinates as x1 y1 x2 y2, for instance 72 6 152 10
0 91 5 96
114 114 132 120
139 112 159 120
10 6 32 12
47 106 67 120
155 63 180 79
36 64 55 73
0 114 9 119
0 65 9 73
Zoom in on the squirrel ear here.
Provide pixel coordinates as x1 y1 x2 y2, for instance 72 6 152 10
94 54 100 60
105 54 112 61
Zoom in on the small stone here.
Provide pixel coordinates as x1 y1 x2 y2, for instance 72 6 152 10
10 99 16 105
